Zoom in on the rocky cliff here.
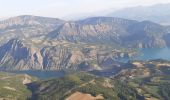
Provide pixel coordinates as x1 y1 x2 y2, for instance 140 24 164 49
48 17 169 48
0 38 134 70
0 15 170 70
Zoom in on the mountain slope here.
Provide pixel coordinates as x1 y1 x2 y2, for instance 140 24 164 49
0 72 37 100
27 59 170 100
48 17 169 48
121 21 167 48
0 15 64 29
28 72 143 100
0 16 170 70
0 59 170 100
115 59 170 100
48 17 137 45
0 38 133 71
0 15 65 44
0 16 169 48
0 39 43 70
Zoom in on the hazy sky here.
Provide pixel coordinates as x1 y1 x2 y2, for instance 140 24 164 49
0 0 170 18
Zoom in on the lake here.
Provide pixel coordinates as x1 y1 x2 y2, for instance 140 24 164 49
133 48 170 60
8 70 65 79
118 48 170 62
8 48 170 78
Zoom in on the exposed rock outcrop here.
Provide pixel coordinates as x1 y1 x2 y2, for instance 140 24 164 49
49 17 169 48
0 39 134 71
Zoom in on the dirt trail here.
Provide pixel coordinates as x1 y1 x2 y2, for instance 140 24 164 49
3 86 16 91
66 91 104 100
0 76 10 80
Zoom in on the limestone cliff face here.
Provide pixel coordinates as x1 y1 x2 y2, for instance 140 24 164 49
0 39 133 71
49 17 136 45
0 39 43 70
0 39 92 70
49 17 168 48
0 39 88 70
0 16 169 48
40 47 85 70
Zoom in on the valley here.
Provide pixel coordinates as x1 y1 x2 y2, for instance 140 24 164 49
0 15 170 71
1 0 170 100
0 15 170 100
1 59 170 100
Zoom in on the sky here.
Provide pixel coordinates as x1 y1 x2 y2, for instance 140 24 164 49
0 0 170 19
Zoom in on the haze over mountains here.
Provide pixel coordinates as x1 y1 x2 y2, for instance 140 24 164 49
58 3 170 25
1 1 170 100
109 3 170 25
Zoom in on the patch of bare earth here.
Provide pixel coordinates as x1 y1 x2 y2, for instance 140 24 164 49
22 74 32 84
132 62 144 68
66 91 104 100
145 97 159 100
103 79 113 88
0 76 10 80
79 79 95 87
3 86 16 91
156 63 170 68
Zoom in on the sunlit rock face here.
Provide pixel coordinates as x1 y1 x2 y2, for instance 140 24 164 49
49 17 168 48
0 16 169 71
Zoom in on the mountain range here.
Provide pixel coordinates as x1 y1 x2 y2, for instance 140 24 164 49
109 3 170 25
0 15 170 71
1 3 170 100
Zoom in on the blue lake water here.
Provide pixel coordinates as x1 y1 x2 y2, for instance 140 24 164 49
8 70 65 79
133 48 170 60
118 48 170 62
7 48 170 79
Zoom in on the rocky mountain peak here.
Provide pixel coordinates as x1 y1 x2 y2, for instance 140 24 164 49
0 15 65 29
0 39 43 70
77 17 137 26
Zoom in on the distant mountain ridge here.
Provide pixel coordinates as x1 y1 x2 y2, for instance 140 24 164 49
48 17 169 48
0 15 64 29
2 15 169 48
109 3 170 25
0 15 65 44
